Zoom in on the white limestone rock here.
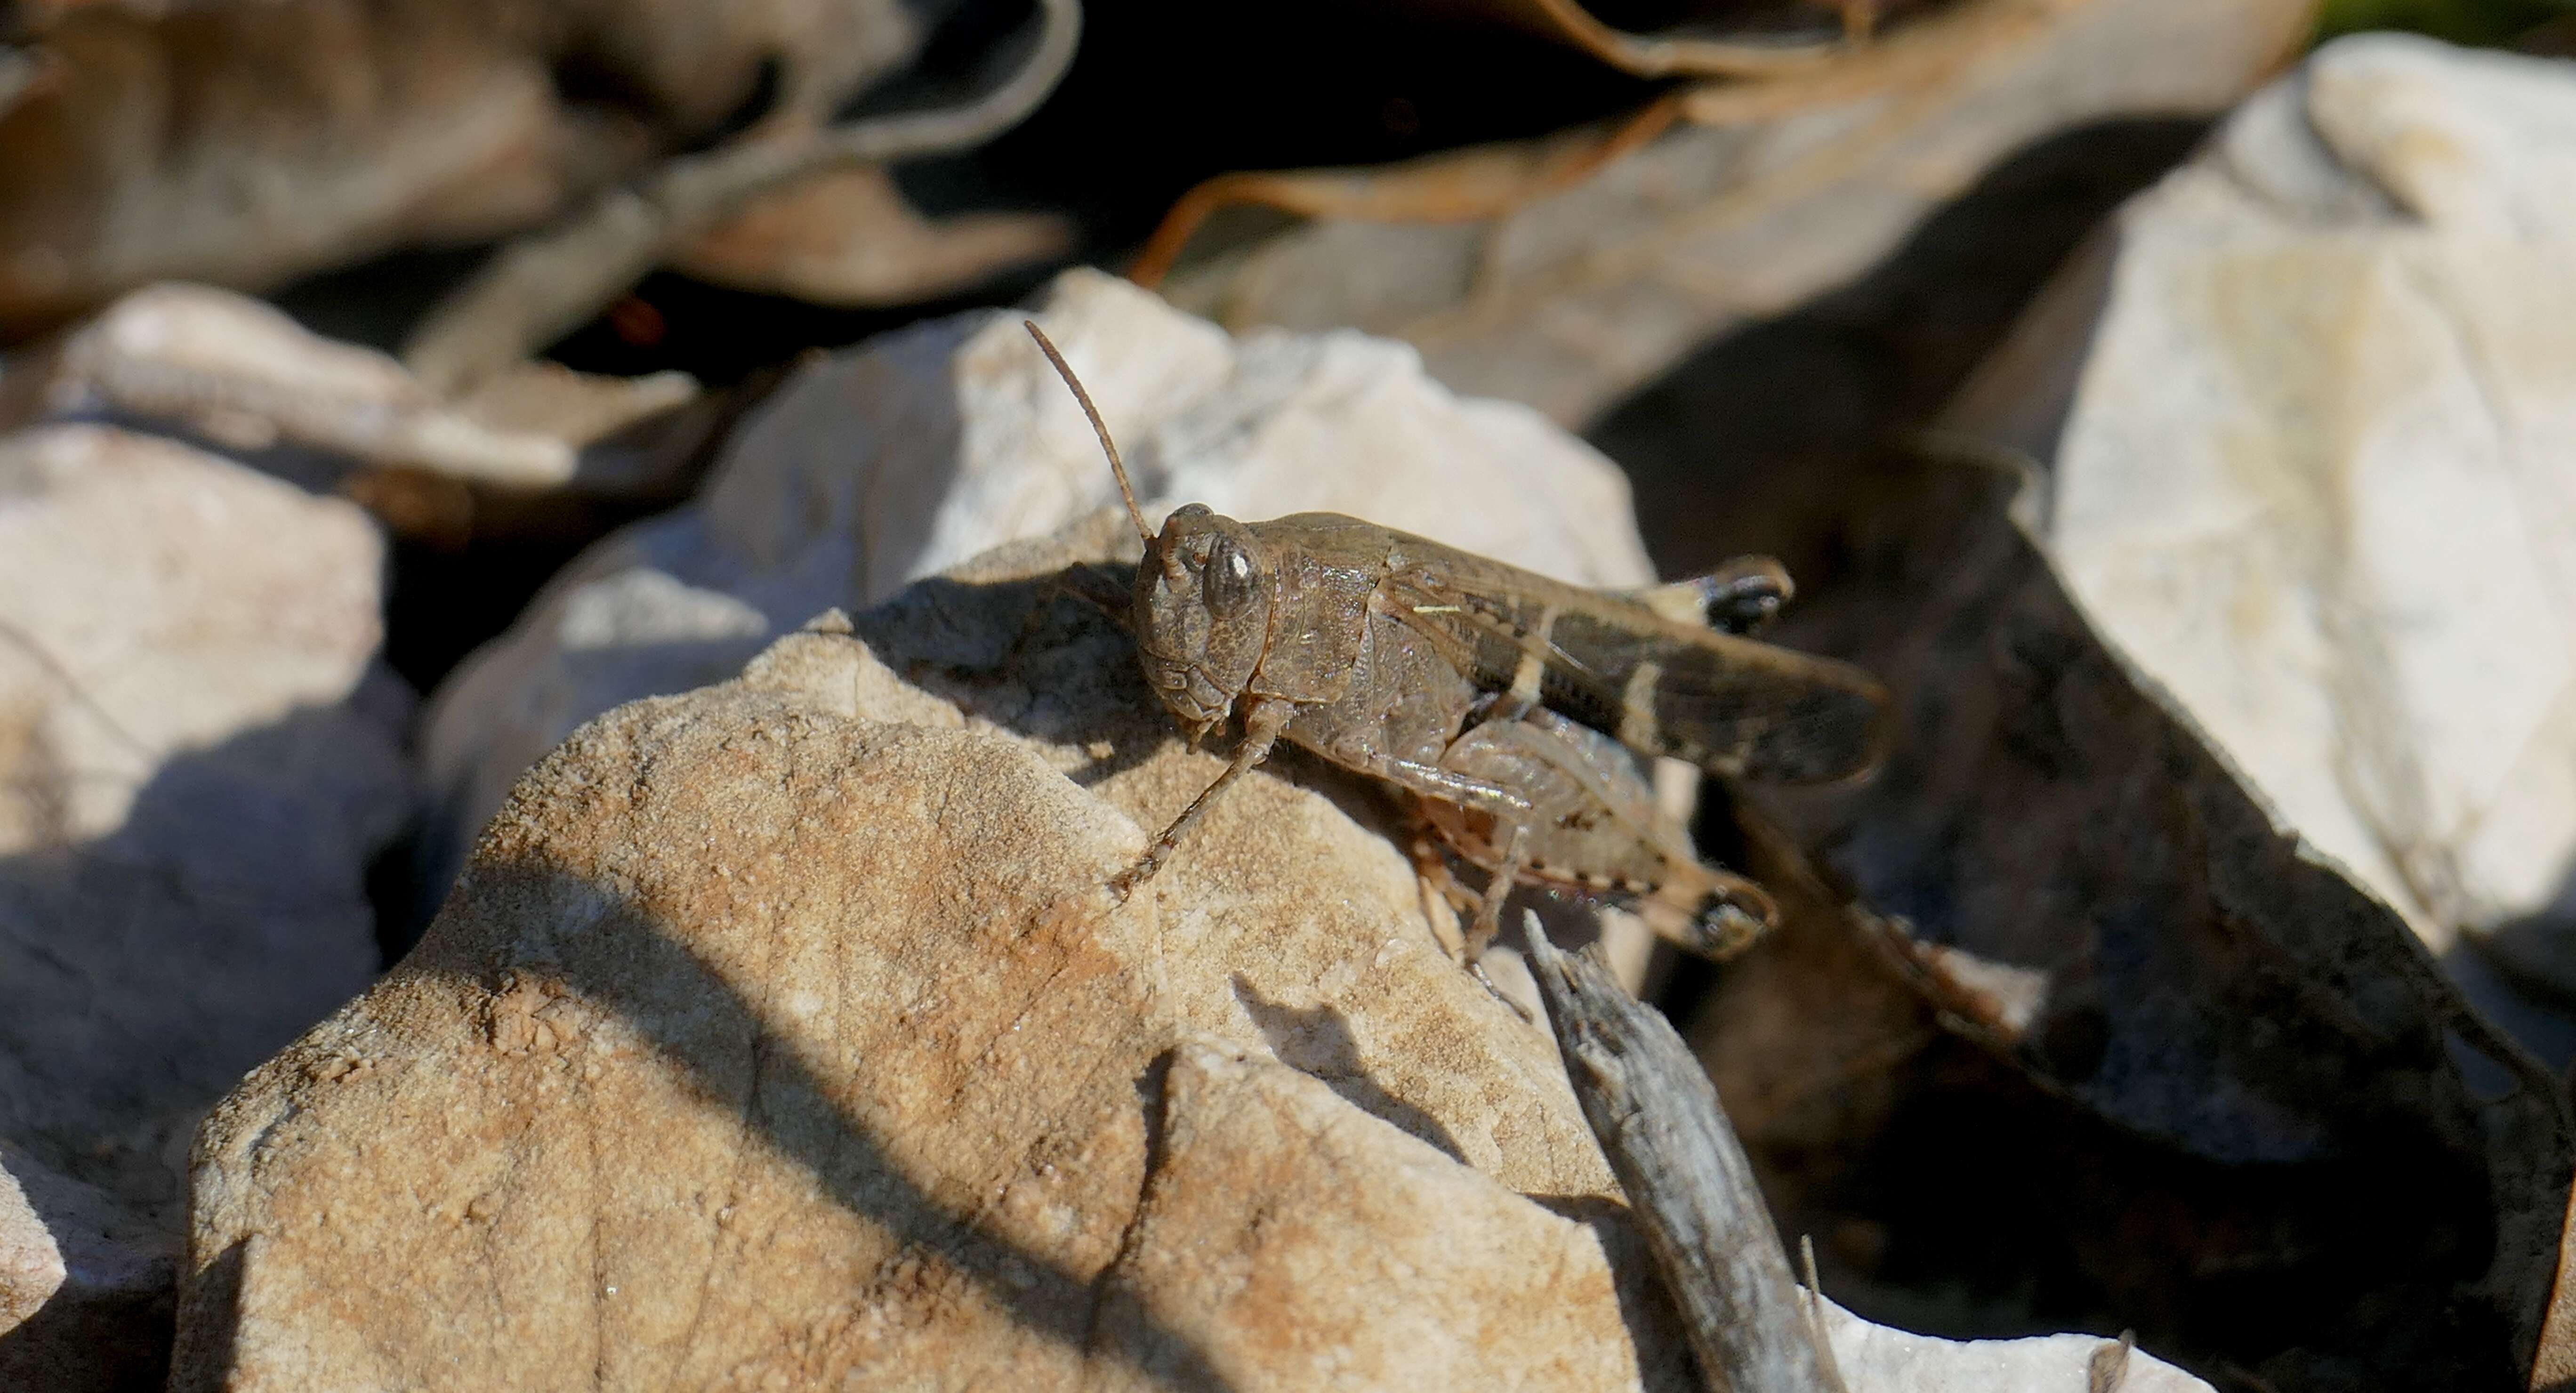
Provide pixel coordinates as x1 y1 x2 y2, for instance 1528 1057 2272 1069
0 425 408 1386
1950 35 2576 954
1822 1299 2211 1392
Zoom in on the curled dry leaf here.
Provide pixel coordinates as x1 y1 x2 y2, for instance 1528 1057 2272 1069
0 0 934 337
1130 97 1687 290
396 0 1083 395
1133 0 2085 290
1156 0 2314 424
1499 0 1848 76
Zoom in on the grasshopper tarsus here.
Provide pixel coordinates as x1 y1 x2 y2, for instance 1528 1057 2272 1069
1471 958 1539 1025
1699 556 1796 634
1651 872 1778 960
1627 556 1794 635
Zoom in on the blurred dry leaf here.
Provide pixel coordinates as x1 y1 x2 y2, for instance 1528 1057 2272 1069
0 0 944 337
1157 0 2318 424
1130 0 2036 290
396 0 1080 394
1489 0 1852 77
1707 450 2573 1389
1130 97 1686 288
669 165 1071 307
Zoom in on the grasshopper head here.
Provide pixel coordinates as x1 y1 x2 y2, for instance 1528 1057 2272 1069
1134 504 1274 738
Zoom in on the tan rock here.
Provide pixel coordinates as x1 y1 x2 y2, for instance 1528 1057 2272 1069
176 535 1690 1390
0 1163 50 1335
0 1143 177 1391
1087 1042 1675 1392
0 425 408 1385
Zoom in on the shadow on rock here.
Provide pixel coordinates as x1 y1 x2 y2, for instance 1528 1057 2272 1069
166 660 1273 1389
1 694 404 1393
1231 975 1467 1164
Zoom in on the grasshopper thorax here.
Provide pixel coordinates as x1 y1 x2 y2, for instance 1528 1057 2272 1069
1134 503 1275 740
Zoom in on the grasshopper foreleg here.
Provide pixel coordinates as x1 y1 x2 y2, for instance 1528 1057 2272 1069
1112 696 1295 899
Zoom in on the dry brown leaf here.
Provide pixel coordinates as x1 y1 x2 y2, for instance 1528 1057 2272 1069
395 0 1080 394
1674 0 2086 125
1132 0 2077 298
669 165 1071 307
1157 0 2315 424
1130 97 1684 290
0 0 931 337
1494 0 1849 78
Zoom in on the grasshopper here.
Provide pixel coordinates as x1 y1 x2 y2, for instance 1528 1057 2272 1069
1024 322 1888 961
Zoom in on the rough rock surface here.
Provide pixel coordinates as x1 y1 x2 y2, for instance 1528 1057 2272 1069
0 425 409 1387
1950 34 2576 957
175 542 1697 1390
181 513 2197 1389
419 267 1658 916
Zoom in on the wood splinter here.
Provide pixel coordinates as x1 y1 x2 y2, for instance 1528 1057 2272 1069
1522 913 1846 1393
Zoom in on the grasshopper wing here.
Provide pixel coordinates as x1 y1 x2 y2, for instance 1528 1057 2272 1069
1380 557 1889 784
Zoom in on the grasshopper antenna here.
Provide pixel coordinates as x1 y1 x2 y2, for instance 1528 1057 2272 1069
1026 321 1154 551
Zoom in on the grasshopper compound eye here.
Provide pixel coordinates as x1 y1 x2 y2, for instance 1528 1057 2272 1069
1206 541 1260 618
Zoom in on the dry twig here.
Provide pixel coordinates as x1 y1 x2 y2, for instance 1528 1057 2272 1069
1522 914 1844 1393
401 0 1081 395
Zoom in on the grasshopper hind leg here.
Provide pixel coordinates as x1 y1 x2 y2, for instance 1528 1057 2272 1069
1462 821 1532 964
1636 869 1778 961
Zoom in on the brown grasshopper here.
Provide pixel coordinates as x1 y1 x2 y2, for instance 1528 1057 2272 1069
1024 322 1888 961
1411 583 1799 962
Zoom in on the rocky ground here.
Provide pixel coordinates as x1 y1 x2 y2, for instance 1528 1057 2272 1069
3 3 2574 1390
